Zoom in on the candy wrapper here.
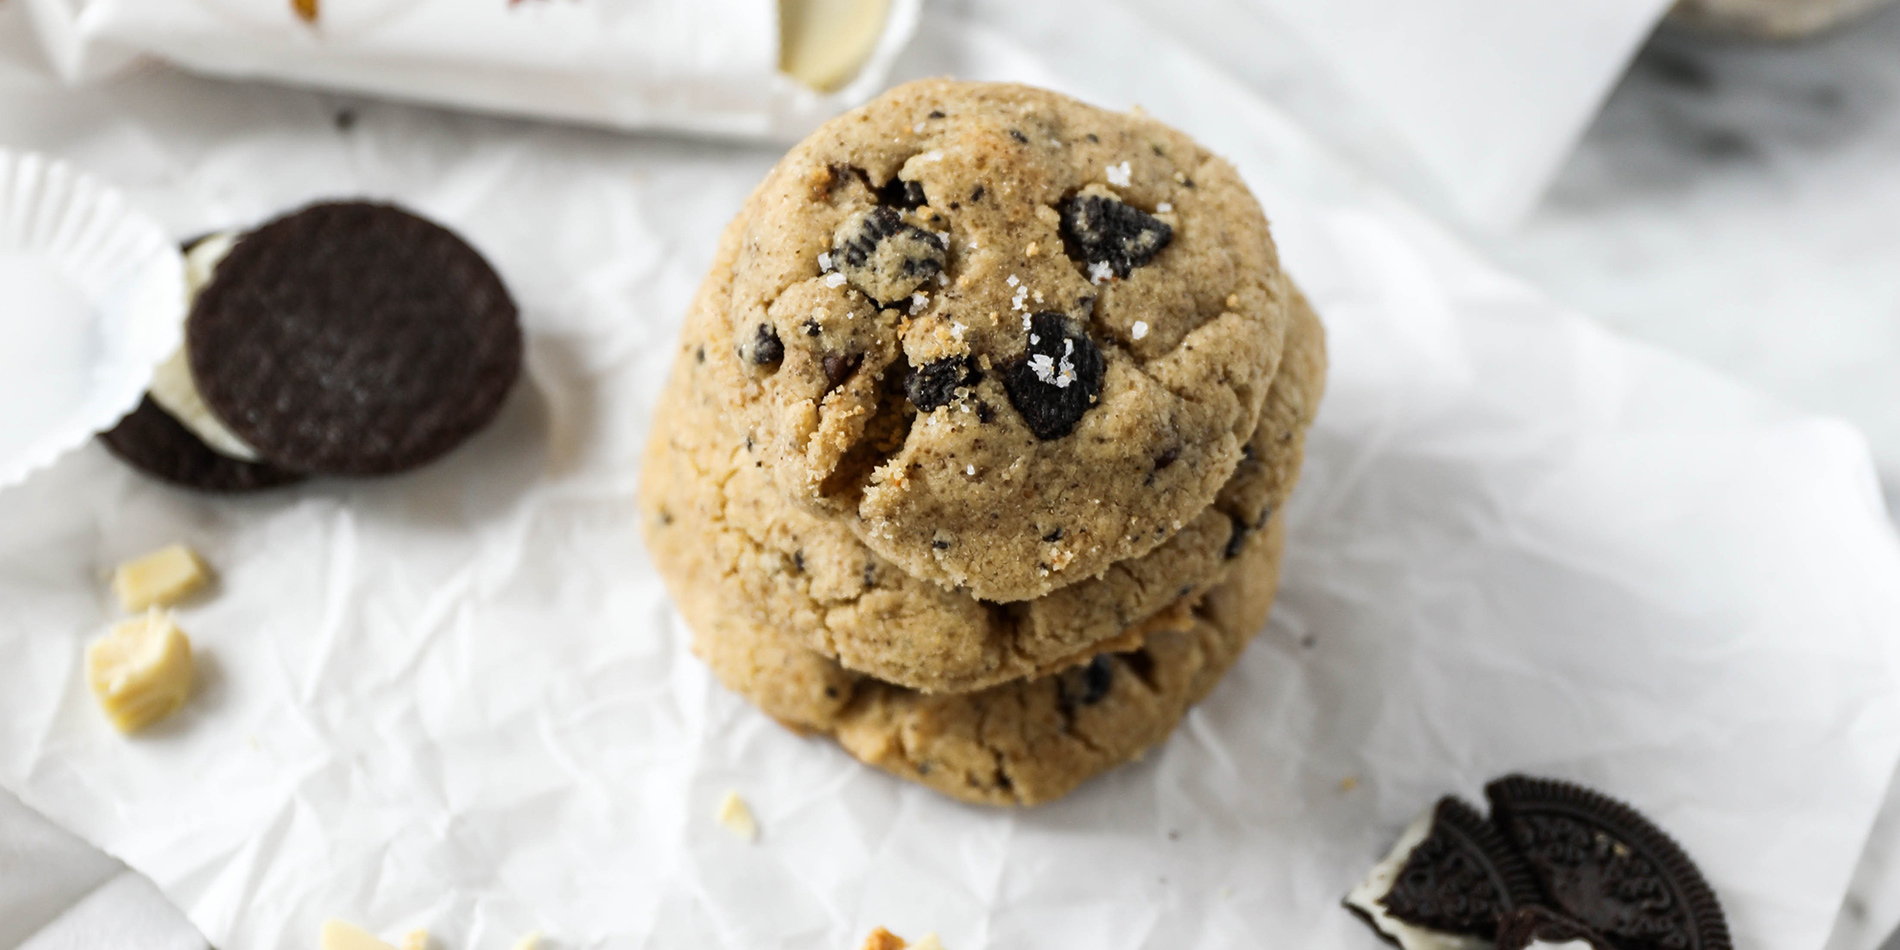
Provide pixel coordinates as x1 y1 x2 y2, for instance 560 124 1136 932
21 0 921 140
1 2 1899 950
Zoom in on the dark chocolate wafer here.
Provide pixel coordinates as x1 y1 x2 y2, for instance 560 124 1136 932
1486 775 1732 950
99 396 304 492
187 201 521 476
1344 796 1544 947
1495 906 1616 950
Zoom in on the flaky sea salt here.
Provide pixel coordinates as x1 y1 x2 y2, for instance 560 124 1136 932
824 272 847 288
1132 320 1150 340
817 251 832 272
1106 161 1132 186
1157 202 1172 213
909 293 929 314
1089 261 1114 284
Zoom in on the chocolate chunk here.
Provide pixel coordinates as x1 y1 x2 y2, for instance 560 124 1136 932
803 319 822 337
1058 655 1115 711
99 396 305 493
974 400 995 424
905 355 979 412
745 323 784 366
1486 776 1731 950
1042 528 1063 542
969 185 985 203
878 176 927 210
823 352 862 391
188 201 521 476
1008 129 1029 144
1223 513 1251 560
1495 907 1616 950
1059 194 1173 279
831 206 947 307
1001 312 1106 440
1343 797 1542 948
1153 446 1180 471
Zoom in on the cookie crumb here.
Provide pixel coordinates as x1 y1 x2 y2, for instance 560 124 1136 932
1131 321 1149 340
860 929 906 950
1339 776 1359 793
1106 161 1132 187
320 920 396 950
292 0 318 24
715 791 758 841
1226 294 1240 309
1024 241 1040 257
909 293 929 315
112 543 211 612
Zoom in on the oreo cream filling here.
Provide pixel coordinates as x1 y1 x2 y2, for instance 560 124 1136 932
147 232 260 462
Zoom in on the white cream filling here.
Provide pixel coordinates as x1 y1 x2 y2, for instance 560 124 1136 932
148 231 260 461
1344 808 1492 950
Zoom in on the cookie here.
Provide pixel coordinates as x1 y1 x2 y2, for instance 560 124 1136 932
187 201 521 476
640 282 1323 693
1495 908 1615 950
1486 775 1732 950
683 512 1286 807
98 396 304 492
707 79 1290 602
1343 797 1544 950
1668 0 1897 38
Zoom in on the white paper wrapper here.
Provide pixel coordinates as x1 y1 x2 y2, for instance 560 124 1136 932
1 4 1899 950
22 0 921 140
0 149 184 492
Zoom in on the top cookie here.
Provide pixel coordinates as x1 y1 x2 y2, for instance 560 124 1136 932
713 79 1289 603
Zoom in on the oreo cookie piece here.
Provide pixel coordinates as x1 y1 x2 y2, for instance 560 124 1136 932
99 396 304 493
188 201 521 476
1495 907 1616 950
1344 797 1543 950
1486 775 1731 950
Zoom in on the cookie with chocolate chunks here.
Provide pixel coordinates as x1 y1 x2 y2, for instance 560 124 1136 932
707 79 1292 602
1486 775 1732 950
99 396 305 493
187 201 521 476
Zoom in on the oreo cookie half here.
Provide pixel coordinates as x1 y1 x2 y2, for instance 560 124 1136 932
1343 796 1543 949
187 201 521 476
99 396 304 492
1486 775 1732 950
1495 907 1616 950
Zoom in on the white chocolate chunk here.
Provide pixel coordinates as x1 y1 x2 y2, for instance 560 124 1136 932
112 543 210 612
779 0 891 92
716 790 759 842
511 933 543 950
148 232 262 461
399 928 431 950
321 920 399 950
86 610 194 733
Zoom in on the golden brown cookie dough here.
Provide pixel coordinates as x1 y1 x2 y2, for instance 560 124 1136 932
707 79 1291 603
642 284 1322 693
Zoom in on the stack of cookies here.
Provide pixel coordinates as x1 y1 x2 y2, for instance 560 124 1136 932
640 80 1326 806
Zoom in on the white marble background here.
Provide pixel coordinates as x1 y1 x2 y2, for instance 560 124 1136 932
3 1 1900 948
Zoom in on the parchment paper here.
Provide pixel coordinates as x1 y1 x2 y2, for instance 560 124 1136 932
0 3 1898 949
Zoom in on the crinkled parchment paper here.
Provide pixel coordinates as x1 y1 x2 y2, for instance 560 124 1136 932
0 3 1897 949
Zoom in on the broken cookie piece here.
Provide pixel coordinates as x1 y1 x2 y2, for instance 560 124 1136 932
1060 193 1172 280
87 610 195 733
112 543 211 612
1494 907 1615 950
832 206 947 307
1342 797 1542 950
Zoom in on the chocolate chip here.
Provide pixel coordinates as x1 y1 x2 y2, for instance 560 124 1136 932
822 352 861 391
878 176 927 209
745 323 784 366
831 206 947 306
1009 129 1028 144
1153 446 1179 471
1001 312 1106 440
1060 194 1173 279
1042 528 1063 542
802 318 822 337
974 400 995 423
905 355 979 412
931 538 950 550
695 346 705 363
927 109 946 119
1086 133 1100 143
1059 655 1115 712
793 550 806 572
1224 513 1251 559
969 185 985 203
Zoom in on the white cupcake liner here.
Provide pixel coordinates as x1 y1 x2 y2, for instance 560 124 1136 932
0 149 185 491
